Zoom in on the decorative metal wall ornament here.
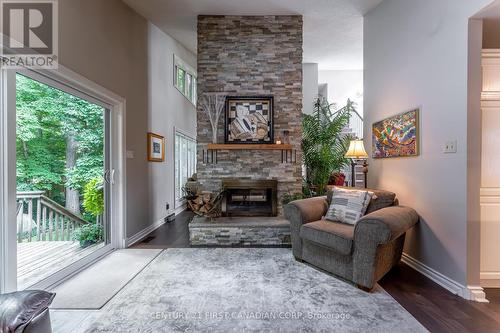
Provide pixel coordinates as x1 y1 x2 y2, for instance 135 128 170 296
199 93 227 144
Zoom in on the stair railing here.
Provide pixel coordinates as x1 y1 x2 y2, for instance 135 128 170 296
16 191 93 243
348 108 364 140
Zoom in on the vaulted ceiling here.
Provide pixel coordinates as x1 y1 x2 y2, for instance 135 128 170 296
122 0 384 70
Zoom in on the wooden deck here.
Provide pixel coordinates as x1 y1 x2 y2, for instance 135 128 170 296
17 241 103 290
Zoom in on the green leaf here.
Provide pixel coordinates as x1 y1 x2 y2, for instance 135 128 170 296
302 98 354 193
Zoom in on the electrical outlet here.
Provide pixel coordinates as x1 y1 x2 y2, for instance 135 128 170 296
126 150 135 159
443 140 457 154
166 202 170 211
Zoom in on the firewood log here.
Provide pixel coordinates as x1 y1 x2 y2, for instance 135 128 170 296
202 192 211 204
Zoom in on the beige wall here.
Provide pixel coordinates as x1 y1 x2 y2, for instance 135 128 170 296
467 19 484 287
147 23 197 223
303 63 318 115
59 0 149 237
364 0 493 286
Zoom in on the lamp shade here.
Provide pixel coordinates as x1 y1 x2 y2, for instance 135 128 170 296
345 140 368 159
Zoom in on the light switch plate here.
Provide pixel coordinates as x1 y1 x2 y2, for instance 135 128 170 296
126 150 135 159
444 141 457 154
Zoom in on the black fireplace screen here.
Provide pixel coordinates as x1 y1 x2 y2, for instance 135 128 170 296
222 180 278 217
225 188 273 216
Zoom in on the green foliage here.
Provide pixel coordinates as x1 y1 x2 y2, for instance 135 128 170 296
16 73 104 208
301 182 314 198
176 67 185 92
73 223 103 248
302 98 354 195
282 179 316 205
282 193 306 205
83 178 104 216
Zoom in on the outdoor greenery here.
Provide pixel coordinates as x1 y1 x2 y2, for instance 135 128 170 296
73 223 104 248
302 98 354 195
83 178 105 216
16 73 105 221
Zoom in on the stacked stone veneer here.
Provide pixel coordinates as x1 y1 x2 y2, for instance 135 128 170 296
196 15 303 215
189 217 291 246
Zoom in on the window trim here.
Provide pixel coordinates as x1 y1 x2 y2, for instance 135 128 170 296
173 54 197 106
174 127 196 209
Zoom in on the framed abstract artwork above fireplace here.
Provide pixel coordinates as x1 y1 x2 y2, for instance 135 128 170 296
224 96 274 144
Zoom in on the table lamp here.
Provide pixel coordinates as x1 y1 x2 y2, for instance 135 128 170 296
345 140 368 188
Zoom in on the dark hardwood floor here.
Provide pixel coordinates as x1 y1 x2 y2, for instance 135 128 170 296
133 211 500 333
380 264 500 332
132 211 191 249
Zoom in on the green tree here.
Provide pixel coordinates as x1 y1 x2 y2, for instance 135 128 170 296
16 74 104 214
302 98 353 194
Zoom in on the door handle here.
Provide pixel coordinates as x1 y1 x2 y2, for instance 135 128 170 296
110 169 116 185
104 170 110 184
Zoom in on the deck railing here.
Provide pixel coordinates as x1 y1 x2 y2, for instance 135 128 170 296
16 191 92 243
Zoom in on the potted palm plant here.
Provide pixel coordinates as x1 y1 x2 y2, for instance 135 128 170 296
302 98 354 195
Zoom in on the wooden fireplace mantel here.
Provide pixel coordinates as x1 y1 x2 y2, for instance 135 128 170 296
207 144 293 150
203 144 297 164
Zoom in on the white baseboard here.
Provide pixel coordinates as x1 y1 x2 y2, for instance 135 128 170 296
174 203 186 216
401 253 489 302
125 206 186 247
465 285 489 303
125 218 166 247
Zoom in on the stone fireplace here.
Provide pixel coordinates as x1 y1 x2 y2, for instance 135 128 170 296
196 15 303 216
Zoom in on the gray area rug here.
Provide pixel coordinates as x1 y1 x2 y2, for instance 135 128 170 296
62 248 427 332
50 248 162 309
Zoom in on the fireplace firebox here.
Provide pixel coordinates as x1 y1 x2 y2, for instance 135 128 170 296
222 179 278 217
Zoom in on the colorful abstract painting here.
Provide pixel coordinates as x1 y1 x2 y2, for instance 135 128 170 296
372 109 419 158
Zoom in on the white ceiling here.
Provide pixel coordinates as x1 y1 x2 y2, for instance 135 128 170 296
122 0 384 70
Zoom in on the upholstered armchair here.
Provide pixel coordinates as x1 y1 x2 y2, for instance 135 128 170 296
284 188 419 290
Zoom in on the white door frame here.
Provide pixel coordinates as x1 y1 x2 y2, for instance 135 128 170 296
0 64 127 292
0 69 17 293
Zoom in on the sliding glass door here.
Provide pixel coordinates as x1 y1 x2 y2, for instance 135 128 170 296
14 70 113 290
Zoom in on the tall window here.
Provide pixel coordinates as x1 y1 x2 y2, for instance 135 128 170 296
175 130 196 208
174 55 197 105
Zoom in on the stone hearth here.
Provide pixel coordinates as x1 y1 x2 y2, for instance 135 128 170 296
189 217 291 246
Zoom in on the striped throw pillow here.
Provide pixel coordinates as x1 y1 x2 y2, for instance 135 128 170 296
325 188 373 225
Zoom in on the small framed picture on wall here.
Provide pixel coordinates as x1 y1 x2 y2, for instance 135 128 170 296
147 132 165 162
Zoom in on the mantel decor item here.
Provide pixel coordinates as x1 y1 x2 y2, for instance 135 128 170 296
147 132 165 162
200 93 227 144
224 96 274 144
345 140 369 188
372 109 419 158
